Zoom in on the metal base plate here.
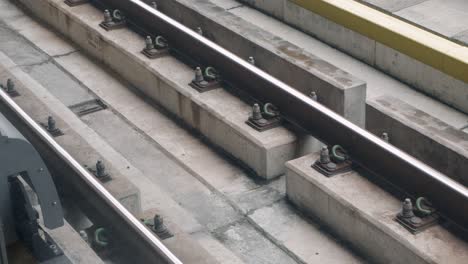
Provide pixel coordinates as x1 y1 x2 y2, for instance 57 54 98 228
88 168 112 182
141 48 169 59
395 213 440 234
40 123 64 137
245 116 282 132
99 21 126 31
69 99 107 117
1 85 20 97
189 80 221 93
312 159 352 177
64 0 89 6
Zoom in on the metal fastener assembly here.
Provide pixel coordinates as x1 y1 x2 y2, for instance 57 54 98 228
40 116 63 137
312 145 353 177
1 78 20 97
245 103 282 132
395 197 440 234
196 27 203 35
88 160 112 182
141 35 169 58
99 9 127 31
145 214 173 240
151 1 158 9
189 66 221 92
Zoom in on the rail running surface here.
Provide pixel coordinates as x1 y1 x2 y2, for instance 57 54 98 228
0 89 182 264
93 0 468 229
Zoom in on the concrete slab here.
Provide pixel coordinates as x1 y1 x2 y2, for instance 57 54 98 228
210 0 244 10
0 22 48 66
452 29 468 45
286 153 468 264
18 0 297 179
140 209 220 264
249 200 364 264
191 231 246 264
361 0 428 12
20 61 94 106
82 109 242 231
367 95 468 185
213 219 298 264
395 0 468 37
5 14 77 57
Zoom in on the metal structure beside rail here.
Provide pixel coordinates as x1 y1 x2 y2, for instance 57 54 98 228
0 88 182 263
92 0 468 229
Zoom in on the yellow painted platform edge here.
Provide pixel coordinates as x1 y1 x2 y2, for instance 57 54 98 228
291 0 468 84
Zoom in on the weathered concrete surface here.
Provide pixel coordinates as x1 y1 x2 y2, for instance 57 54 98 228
236 0 468 115
15 0 297 179
361 0 428 13
286 153 468 264
367 95 468 185
148 0 367 127
0 55 141 216
248 200 364 264
140 209 220 264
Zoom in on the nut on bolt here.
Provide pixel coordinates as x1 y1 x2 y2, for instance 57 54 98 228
381 132 389 142
248 56 255 65
151 1 158 9
41 116 63 137
144 214 173 239
310 91 318 101
89 160 112 182
319 146 331 164
1 78 20 97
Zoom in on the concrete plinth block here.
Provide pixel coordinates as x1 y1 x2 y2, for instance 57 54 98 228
367 95 468 186
17 0 297 179
286 153 468 264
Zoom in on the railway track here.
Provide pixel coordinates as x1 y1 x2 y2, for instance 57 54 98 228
2 0 468 263
84 0 468 229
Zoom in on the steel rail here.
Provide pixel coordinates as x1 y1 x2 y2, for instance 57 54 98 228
0 88 182 264
94 0 468 229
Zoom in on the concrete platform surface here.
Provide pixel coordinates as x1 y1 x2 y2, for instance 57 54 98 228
362 0 468 44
